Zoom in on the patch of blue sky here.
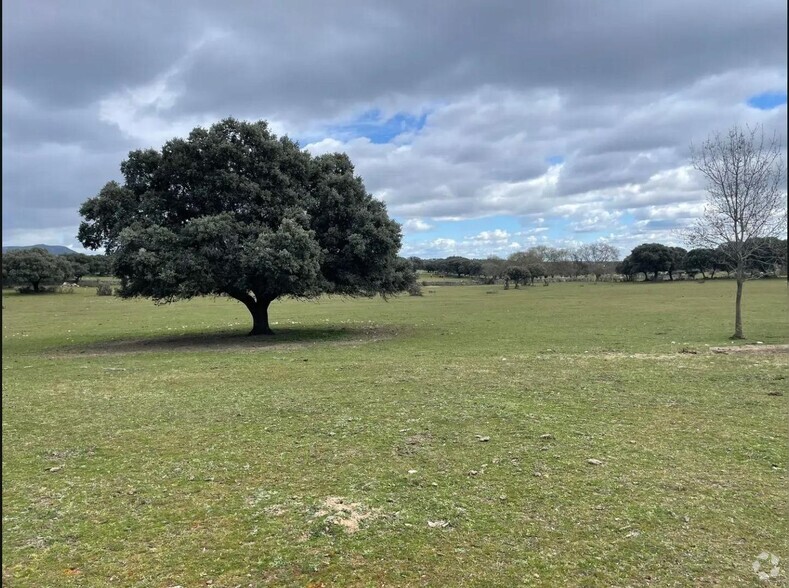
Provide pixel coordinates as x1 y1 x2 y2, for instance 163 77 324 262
746 91 787 110
546 154 565 165
329 109 428 144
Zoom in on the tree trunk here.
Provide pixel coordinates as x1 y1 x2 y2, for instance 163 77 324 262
247 298 274 336
32 281 40 292
230 291 275 335
732 278 745 339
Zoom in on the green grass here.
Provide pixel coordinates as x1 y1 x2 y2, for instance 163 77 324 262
3 280 788 587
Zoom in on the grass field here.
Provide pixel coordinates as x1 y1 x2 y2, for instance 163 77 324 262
2 280 788 587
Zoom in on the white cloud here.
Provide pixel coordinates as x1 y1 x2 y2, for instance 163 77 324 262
403 218 434 232
403 228 529 258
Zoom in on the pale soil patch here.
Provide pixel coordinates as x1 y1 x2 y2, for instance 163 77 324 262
313 496 379 534
709 344 789 355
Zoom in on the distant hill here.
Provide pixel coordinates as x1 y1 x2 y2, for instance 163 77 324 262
2 244 80 255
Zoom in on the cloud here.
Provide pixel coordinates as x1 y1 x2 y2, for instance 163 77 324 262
403 218 434 233
403 228 527 258
2 0 786 256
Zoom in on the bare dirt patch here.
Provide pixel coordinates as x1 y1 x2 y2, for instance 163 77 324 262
394 432 433 456
313 496 379 534
709 344 789 355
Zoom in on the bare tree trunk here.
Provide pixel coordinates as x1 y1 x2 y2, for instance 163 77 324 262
733 278 745 339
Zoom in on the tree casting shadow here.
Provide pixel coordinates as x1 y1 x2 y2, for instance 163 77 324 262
58 325 395 357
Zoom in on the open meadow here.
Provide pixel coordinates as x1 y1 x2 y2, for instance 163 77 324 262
2 280 788 587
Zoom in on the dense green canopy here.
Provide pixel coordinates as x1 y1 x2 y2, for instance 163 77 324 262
2 247 71 292
78 118 414 334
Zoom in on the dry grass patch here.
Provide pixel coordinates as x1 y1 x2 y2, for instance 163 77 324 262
312 496 380 534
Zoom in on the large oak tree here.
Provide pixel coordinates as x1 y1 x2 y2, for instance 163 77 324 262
78 119 414 335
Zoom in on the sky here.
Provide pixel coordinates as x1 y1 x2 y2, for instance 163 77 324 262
3 1 787 259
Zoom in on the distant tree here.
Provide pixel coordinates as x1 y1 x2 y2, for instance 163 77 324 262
78 118 414 335
746 237 787 276
683 248 716 279
64 253 91 283
527 262 546 284
616 255 638 281
481 257 506 283
543 247 573 277
87 254 114 277
667 247 687 281
627 243 673 281
569 248 590 277
686 125 786 338
506 265 530 288
575 243 620 281
2 248 71 292
407 256 425 271
466 259 483 277
442 256 473 278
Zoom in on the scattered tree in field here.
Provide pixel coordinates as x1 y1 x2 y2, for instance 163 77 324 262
87 254 114 277
616 256 638 281
667 247 687 281
442 256 482 278
2 248 71 292
626 243 673 281
407 256 425 271
527 261 546 284
683 248 717 279
544 247 573 277
480 257 506 283
686 125 787 339
64 253 91 283
569 249 590 277
575 243 620 281
78 118 414 335
746 237 787 276
506 265 530 288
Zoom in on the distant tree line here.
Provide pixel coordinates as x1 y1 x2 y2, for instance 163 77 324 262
2 248 114 292
616 238 787 282
409 237 787 285
409 243 621 285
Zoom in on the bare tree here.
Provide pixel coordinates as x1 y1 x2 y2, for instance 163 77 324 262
687 125 787 339
575 243 620 281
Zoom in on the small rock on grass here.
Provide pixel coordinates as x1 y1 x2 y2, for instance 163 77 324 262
475 435 490 442
427 520 450 528
587 458 603 466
